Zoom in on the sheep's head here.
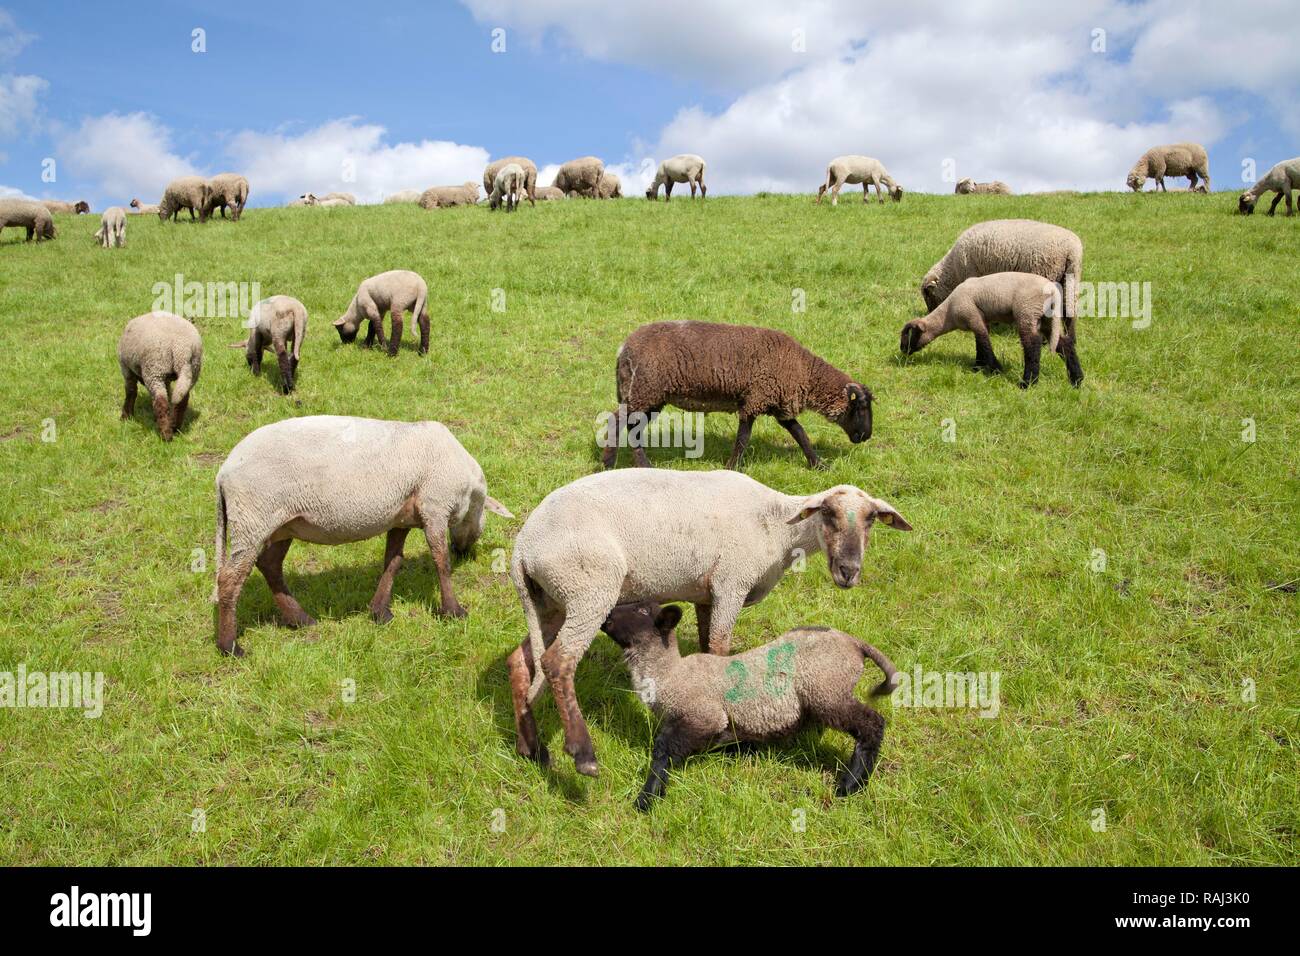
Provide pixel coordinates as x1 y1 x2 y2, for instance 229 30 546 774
73 201 90 214
600 601 681 652
787 486 912 589
899 320 929 354
645 185 658 200
832 383 873 444
1126 172 1144 191
1238 192 1257 215
332 311 360 343
300 193 318 206
955 179 972 194
891 184 904 202
129 198 141 209
920 272 944 312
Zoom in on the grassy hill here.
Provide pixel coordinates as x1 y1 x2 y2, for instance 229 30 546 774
0 193 1295 864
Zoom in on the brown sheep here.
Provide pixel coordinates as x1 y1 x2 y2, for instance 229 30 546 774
601 321 872 470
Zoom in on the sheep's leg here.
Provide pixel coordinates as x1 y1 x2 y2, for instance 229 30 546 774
600 406 623 469
725 415 755 469
1018 326 1042 389
777 418 822 469
215 553 256 657
689 180 697 198
629 406 657 468
704 589 742 656
1060 327 1084 388
364 306 385 349
170 368 194 435
694 603 712 652
971 326 1002 375
256 539 316 628
636 720 710 811
421 516 465 618
830 179 842 206
1285 191 1295 217
819 701 885 797
417 308 430 356
664 181 674 202
1267 191 1283 216
507 601 563 765
369 527 410 624
144 379 174 440
540 602 610 776
273 341 294 393
816 183 827 204
698 177 706 198
387 310 403 357
121 373 139 420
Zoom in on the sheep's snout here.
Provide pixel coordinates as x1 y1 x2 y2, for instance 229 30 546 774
333 319 358 343
831 561 861 589
1238 194 1256 215
900 322 924 354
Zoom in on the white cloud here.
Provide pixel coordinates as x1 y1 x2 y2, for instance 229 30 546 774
0 183 35 200
55 112 200 201
0 72 46 136
224 118 489 203
0 9 35 60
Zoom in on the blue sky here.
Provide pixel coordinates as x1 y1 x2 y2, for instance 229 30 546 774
2 1 1296 206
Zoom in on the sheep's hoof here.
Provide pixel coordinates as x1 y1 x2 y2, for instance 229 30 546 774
575 757 599 778
284 611 317 628
808 457 828 471
371 606 393 624
634 792 657 813
440 602 468 619
220 641 245 658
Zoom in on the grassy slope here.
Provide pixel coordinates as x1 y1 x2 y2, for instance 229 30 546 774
0 194 1295 865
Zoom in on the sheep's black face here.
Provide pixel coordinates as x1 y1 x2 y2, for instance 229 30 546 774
333 320 358 344
600 602 681 648
838 384 872 443
1238 194 1256 215
74 201 89 214
900 322 924 355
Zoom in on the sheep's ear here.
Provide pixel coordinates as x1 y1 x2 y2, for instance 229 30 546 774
332 318 347 327
484 496 514 519
655 604 683 634
787 493 827 524
871 498 912 531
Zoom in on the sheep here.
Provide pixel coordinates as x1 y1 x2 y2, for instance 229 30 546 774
600 601 899 809
315 197 352 207
919 219 1083 334
158 176 211 222
129 198 160 215
553 156 604 198
383 189 423 204
488 163 525 212
1126 142 1210 192
41 200 90 214
504 469 912 775
955 178 1012 195
646 154 706 200
483 157 538 207
230 295 308 393
94 207 127 248
1238 157 1300 215
117 311 202 441
534 185 567 201
322 192 356 205
212 415 513 656
287 194 315 207
596 172 623 199
333 270 430 357
418 182 480 209
203 173 250 221
601 320 873 470
0 198 57 241
816 155 903 205
900 271 1083 388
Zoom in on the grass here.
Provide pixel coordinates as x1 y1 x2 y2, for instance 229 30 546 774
0 193 1296 865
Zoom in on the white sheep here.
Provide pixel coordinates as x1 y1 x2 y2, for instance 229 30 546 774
816 155 902 205
204 173 250 220
488 163 525 212
955 178 1012 195
129 198 160 215
646 154 706 200
596 172 623 199
212 416 514 656
117 311 202 441
1238 157 1300 215
534 185 567 201
483 157 538 206
158 176 211 222
1126 143 1210 192
383 190 423 204
504 469 911 775
94 207 126 248
553 157 605 198
230 295 308 393
333 269 430 357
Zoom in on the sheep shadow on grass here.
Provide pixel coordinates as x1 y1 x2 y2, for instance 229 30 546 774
592 425 845 472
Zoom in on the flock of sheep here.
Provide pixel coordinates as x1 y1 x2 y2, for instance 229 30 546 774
5 139 1299 810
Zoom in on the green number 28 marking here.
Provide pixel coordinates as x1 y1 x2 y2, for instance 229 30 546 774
763 640 796 697
724 660 756 702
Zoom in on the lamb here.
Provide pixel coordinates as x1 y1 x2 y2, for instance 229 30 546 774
116 311 202 441
596 172 623 199
504 469 912 775
129 198 160 215
41 200 90 214
212 416 513 656
383 189 423 204
534 185 567 201
1237 157 1300 215
0 198 57 241
94 207 127 248
646 154 706 200
158 176 211 222
483 157 538 207
600 602 899 810
1126 142 1210 192
230 295 308 393
816 155 903 205
955 178 1012 195
488 163 525 212
919 219 1083 330
333 270 430 357
418 182 480 209
203 173 250 221
553 156 604 198
601 321 873 470
900 271 1083 388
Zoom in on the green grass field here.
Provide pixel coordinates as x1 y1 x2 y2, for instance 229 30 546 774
0 193 1295 865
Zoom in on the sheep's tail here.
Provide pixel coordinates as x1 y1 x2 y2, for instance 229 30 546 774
1047 298 1064 355
514 561 549 704
212 482 227 603
292 305 306 361
856 639 900 697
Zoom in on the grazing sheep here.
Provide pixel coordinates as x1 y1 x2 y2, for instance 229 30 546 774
383 189 423 204
602 321 873 470
504 469 911 775
601 602 899 809
212 416 513 656
129 198 160 215
158 176 211 222
333 270 430 357
1126 142 1210 192
920 219 1083 332
0 198 57 241
900 271 1083 388
230 295 308 393
117 311 202 441
816 155 903 205
94 207 127 248
646 154 706 200
489 163 526 212
554 156 604 198
41 200 90 214
1238 157 1300 215
418 182 479 209
203 173 250 221
955 178 1012 195
534 185 567 201
483 157 538 206
596 172 623 199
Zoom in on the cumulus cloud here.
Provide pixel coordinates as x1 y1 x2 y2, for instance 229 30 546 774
0 183 35 199
224 119 489 203
0 72 45 135
55 112 200 200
